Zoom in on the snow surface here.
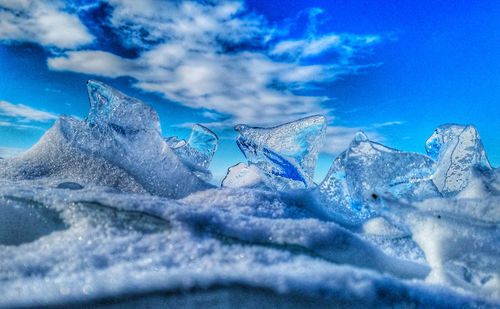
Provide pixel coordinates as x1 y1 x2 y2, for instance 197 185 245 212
0 81 499 308
0 181 497 308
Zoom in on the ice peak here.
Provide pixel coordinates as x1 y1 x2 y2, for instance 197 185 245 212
233 124 247 133
425 123 491 196
353 131 369 143
86 80 161 135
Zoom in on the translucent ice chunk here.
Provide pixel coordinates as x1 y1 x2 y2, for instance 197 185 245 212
316 131 437 226
426 124 492 196
234 115 326 191
164 136 187 148
86 80 162 135
221 162 268 189
168 124 218 180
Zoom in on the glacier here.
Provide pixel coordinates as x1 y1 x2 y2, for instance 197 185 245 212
0 81 499 308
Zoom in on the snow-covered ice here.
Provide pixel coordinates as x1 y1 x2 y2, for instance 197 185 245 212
315 131 438 226
0 81 499 308
221 162 268 189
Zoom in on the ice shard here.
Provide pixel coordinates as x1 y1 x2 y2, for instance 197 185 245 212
425 124 492 196
168 124 218 181
0 80 213 198
86 80 162 135
164 136 187 148
221 162 268 189
234 115 326 191
316 131 437 226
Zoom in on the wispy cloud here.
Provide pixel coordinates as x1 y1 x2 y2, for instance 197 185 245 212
0 100 58 122
373 121 404 128
44 0 382 127
0 146 26 158
48 50 144 77
271 33 380 61
0 0 94 49
0 121 43 130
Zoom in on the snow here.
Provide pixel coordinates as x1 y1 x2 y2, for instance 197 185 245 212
0 81 499 308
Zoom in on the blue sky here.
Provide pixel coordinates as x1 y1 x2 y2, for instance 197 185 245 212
0 0 499 181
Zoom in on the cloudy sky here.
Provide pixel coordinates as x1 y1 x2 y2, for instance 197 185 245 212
1 0 499 180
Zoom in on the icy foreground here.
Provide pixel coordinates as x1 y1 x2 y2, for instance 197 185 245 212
0 81 499 308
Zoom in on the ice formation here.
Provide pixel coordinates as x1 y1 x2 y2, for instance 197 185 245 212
0 80 214 198
221 162 268 189
224 118 500 302
426 124 492 196
166 124 218 181
315 131 437 226
234 115 326 191
0 81 499 308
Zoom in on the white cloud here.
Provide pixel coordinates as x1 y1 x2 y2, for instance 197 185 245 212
0 0 93 49
0 100 58 122
0 121 42 130
322 126 383 155
105 0 267 49
47 0 381 127
48 50 143 77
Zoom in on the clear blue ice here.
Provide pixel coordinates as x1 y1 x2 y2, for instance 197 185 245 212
234 115 326 191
